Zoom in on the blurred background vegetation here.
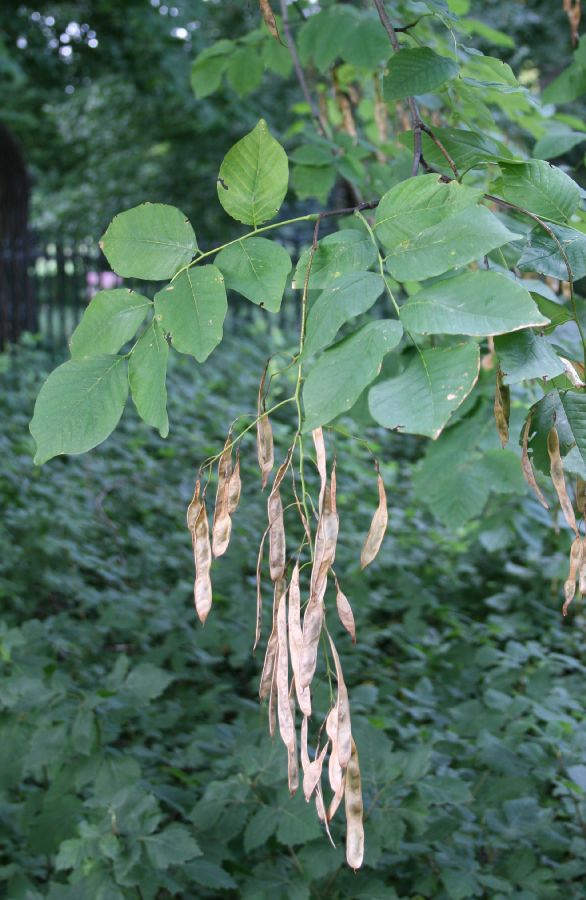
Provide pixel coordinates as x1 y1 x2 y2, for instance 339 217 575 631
3 1 586 898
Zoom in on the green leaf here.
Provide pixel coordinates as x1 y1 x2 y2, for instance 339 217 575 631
70 289 151 359
226 46 264 96
399 126 513 172
369 343 480 438
518 223 586 281
441 869 480 900
154 265 227 363
293 230 377 290
534 129 586 160
531 293 573 331
190 40 234 99
375 174 483 249
524 389 585 475
298 6 358 72
128 319 169 437
494 330 565 384
302 320 403 431
542 61 586 105
492 160 581 222
384 48 458 100
399 271 549 336
461 55 518 89
339 15 391 68
385 207 521 282
560 391 586 471
275 796 323 846
291 163 336 204
215 238 292 312
184 860 237 891
142 824 201 869
302 272 385 357
289 145 334 167
124 663 174 702
217 119 288 227
244 806 279 853
414 442 490 529
30 356 128 464
100 203 198 281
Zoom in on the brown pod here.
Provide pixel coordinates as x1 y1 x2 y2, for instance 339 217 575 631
344 739 364 870
257 368 274 489
547 426 578 534
521 416 549 511
212 438 233 558
360 468 388 569
577 477 586 515
193 502 212 624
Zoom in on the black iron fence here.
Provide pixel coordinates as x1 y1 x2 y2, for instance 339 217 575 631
0 232 306 354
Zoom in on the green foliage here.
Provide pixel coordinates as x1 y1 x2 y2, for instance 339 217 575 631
6 339 586 897
383 47 459 100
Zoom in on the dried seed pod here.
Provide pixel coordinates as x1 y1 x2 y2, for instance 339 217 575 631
276 579 296 754
521 415 549 510
344 739 364 870
563 536 584 615
360 467 388 569
186 479 202 532
312 427 327 514
302 741 329 802
287 694 299 795
547 426 578 534
257 369 274 489
268 452 291 583
310 464 339 604
212 438 233 558
327 633 352 769
315 784 336 848
288 564 312 716
334 575 356 643
300 579 326 690
254 524 269 653
259 0 280 42
494 367 510 448
577 477 586 515
580 559 586 597
227 452 242 515
268 666 277 738
325 705 345 822
259 579 284 699
193 502 212 624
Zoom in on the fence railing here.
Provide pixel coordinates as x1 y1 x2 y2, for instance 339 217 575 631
0 232 306 354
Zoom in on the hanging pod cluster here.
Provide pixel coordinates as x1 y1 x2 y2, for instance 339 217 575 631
187 414 388 868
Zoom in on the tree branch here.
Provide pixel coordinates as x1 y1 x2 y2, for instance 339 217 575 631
278 0 329 137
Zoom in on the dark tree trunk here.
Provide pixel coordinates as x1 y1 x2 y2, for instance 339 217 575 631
0 122 34 348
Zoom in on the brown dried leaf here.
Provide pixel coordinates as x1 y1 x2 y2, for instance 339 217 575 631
360 468 388 569
521 415 549 510
193 502 212 624
212 438 233 558
289 564 312 716
548 426 578 534
259 0 281 43
344 739 364 870
494 367 510 448
334 575 356 643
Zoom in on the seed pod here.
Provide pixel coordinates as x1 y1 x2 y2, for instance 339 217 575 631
212 438 233 558
360 467 388 569
494 367 510 448
577 477 586 515
254 524 269 653
227 451 242 515
193 502 212 624
312 427 327 515
268 452 291 583
287 694 299 795
521 415 549 510
276 579 296 754
268 666 277 738
259 579 284 699
334 575 356 643
580 559 586 596
326 705 345 822
259 0 280 42
547 426 578 534
257 369 274 489
563 536 584 615
302 740 329 802
186 479 202 533
288 564 312 716
344 739 364 870
309 465 339 607
327 633 352 769
300 578 326 690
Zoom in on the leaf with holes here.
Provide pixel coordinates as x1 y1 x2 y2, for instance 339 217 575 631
217 119 288 227
215 238 291 312
155 265 227 362
369 343 480 439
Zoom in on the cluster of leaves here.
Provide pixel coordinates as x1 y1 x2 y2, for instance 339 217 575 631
4 336 586 897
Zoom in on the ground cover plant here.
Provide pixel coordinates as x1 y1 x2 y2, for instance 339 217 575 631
4 334 586 897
